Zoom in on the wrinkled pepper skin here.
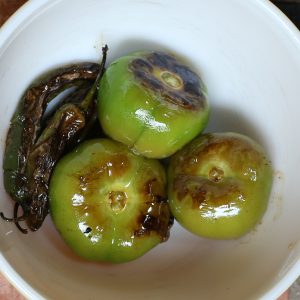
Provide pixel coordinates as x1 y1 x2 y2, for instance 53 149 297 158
98 51 209 159
2 46 108 232
49 138 173 263
3 63 100 205
168 132 273 239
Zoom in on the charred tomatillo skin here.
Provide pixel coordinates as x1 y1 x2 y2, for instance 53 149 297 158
49 138 173 263
98 51 209 158
168 132 273 239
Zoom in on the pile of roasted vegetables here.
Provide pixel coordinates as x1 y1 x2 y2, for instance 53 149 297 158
1 45 273 263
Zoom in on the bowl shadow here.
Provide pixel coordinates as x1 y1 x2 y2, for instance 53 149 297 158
205 103 273 156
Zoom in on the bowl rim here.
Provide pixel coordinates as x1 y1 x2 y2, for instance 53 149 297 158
0 0 300 299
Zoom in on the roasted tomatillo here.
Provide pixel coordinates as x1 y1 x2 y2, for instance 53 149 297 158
168 132 273 239
49 138 173 263
98 51 209 158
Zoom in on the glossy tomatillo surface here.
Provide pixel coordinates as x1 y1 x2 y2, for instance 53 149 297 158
168 132 273 239
49 138 173 263
98 51 209 158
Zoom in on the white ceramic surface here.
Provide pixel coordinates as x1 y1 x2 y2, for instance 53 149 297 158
0 0 300 299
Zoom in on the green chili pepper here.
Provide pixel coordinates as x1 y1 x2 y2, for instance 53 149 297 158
3 63 100 201
25 103 86 231
2 45 108 232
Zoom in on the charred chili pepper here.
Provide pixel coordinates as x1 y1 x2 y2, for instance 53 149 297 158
25 104 86 231
1 45 108 233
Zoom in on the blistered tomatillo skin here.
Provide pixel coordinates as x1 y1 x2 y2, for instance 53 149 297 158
49 138 173 263
168 132 273 239
98 51 209 158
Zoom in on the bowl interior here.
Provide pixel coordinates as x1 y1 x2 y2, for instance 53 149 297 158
1 0 300 299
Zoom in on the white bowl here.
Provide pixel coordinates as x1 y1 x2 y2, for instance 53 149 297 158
1 0 300 299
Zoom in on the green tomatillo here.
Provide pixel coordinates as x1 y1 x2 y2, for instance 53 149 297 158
168 132 273 239
98 51 210 158
49 138 173 263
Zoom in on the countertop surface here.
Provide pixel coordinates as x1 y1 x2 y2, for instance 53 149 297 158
0 0 298 299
